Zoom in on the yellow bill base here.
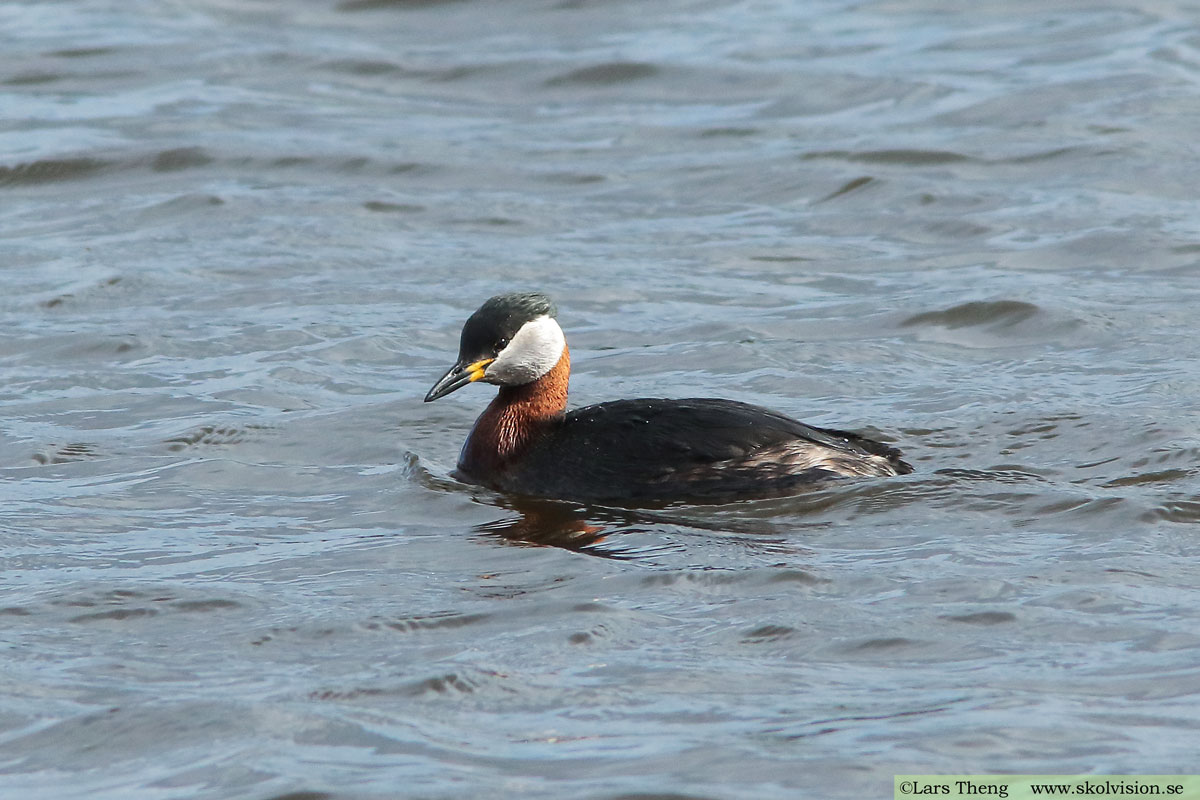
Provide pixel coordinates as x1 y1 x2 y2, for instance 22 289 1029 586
466 358 493 382
895 776 1200 800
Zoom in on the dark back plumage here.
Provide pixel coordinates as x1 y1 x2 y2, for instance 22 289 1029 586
489 397 911 503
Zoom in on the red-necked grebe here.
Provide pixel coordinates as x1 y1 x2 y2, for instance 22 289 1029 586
425 292 911 503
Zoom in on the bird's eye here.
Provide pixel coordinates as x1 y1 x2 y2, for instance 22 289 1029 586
497 337 508 350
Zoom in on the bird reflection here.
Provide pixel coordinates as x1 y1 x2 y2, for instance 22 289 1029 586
474 497 654 559
472 495 820 560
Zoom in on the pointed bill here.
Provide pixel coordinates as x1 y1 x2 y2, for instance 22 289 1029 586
424 358 494 402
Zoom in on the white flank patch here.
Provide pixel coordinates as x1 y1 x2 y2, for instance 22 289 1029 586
484 315 565 386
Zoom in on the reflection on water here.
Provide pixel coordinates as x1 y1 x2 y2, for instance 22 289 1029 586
476 497 643 558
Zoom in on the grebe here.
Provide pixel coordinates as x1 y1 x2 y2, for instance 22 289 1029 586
424 292 911 503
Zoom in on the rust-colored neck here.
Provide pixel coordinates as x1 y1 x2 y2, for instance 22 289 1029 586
459 346 570 478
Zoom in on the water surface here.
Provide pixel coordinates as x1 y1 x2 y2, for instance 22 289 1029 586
3 1 1200 798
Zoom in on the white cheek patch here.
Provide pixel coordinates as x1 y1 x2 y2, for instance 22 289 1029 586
485 315 565 386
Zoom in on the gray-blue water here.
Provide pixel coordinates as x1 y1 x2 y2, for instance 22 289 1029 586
3 1 1200 798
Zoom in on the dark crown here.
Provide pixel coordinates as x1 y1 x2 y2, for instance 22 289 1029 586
458 292 557 359
477 292 556 323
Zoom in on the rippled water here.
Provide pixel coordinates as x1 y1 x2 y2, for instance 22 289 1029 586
4 1 1200 798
